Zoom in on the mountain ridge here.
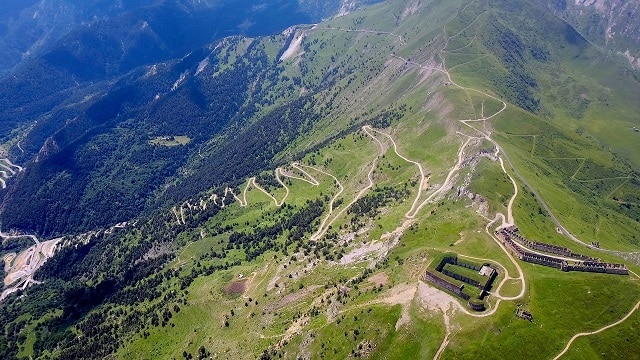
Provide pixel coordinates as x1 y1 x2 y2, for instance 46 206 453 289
538 0 640 69
0 1 639 359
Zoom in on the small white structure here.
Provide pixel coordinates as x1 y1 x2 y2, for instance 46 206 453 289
479 265 495 277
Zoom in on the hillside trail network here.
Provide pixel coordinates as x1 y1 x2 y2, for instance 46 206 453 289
78 5 640 359
167 5 640 355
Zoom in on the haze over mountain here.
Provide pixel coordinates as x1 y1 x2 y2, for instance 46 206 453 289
542 0 640 68
0 0 364 76
0 0 381 236
0 0 639 359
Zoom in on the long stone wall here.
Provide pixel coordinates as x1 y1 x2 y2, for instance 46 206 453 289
495 228 628 275
525 253 565 269
425 270 470 301
435 256 456 271
454 259 482 272
435 256 493 289
566 262 629 275
502 226 599 260
441 268 482 288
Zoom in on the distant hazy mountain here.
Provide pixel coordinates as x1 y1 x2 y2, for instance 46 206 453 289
0 0 353 76
0 0 382 236
0 0 312 119
537 0 640 68
0 0 637 238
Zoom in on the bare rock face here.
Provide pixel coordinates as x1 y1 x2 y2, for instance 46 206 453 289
539 0 640 68
574 0 609 12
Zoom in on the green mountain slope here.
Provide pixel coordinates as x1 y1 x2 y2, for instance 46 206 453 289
1 0 639 359
0 0 381 236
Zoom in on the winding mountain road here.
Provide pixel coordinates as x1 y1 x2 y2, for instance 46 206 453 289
553 298 640 359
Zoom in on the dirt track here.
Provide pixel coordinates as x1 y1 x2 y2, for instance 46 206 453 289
1 237 61 302
0 158 24 189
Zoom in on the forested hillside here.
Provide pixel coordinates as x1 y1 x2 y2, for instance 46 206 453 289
1 0 639 359
0 0 382 236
